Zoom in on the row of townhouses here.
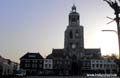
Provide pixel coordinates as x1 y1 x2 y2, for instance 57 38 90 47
0 55 18 76
81 59 119 75
20 52 72 76
20 52 119 76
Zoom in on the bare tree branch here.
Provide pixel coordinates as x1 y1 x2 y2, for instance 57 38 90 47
104 0 120 14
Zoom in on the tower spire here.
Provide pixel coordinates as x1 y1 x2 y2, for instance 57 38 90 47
72 4 76 12
72 0 76 12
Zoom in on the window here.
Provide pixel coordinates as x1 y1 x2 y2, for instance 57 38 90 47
100 64 102 68
70 43 72 48
104 64 106 68
49 64 51 68
111 64 113 68
96 60 98 63
39 60 42 63
28 55 36 58
25 64 30 68
32 64 34 68
65 61 67 64
71 17 76 22
45 60 48 62
92 64 95 68
107 64 109 68
60 61 62 64
77 16 79 20
69 31 73 39
25 60 30 63
68 61 70 64
76 43 78 48
31 64 37 68
35 64 37 68
45 64 47 68
96 64 99 68
39 64 42 68
32 60 37 63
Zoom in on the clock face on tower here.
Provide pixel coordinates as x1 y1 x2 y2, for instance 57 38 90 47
75 33 79 37
72 44 76 49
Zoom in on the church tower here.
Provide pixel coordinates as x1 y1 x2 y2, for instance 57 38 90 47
64 5 84 60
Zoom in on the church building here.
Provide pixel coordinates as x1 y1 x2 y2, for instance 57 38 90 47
47 5 101 75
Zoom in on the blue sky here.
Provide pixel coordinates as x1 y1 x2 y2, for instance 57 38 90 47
0 0 119 62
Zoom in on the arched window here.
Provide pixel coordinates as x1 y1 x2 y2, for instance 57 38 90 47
69 31 73 39
77 16 79 20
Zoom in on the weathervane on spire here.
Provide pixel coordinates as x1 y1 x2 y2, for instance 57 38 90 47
72 4 76 12
72 0 76 12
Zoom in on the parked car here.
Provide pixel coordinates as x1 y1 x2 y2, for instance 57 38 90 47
16 69 26 77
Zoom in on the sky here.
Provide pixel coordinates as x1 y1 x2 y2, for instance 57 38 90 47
0 0 119 62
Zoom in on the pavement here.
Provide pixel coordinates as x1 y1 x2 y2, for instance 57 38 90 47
25 76 119 78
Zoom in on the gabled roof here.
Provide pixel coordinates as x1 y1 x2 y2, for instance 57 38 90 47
20 52 43 60
52 49 64 56
46 49 71 59
52 49 66 58
84 48 101 55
